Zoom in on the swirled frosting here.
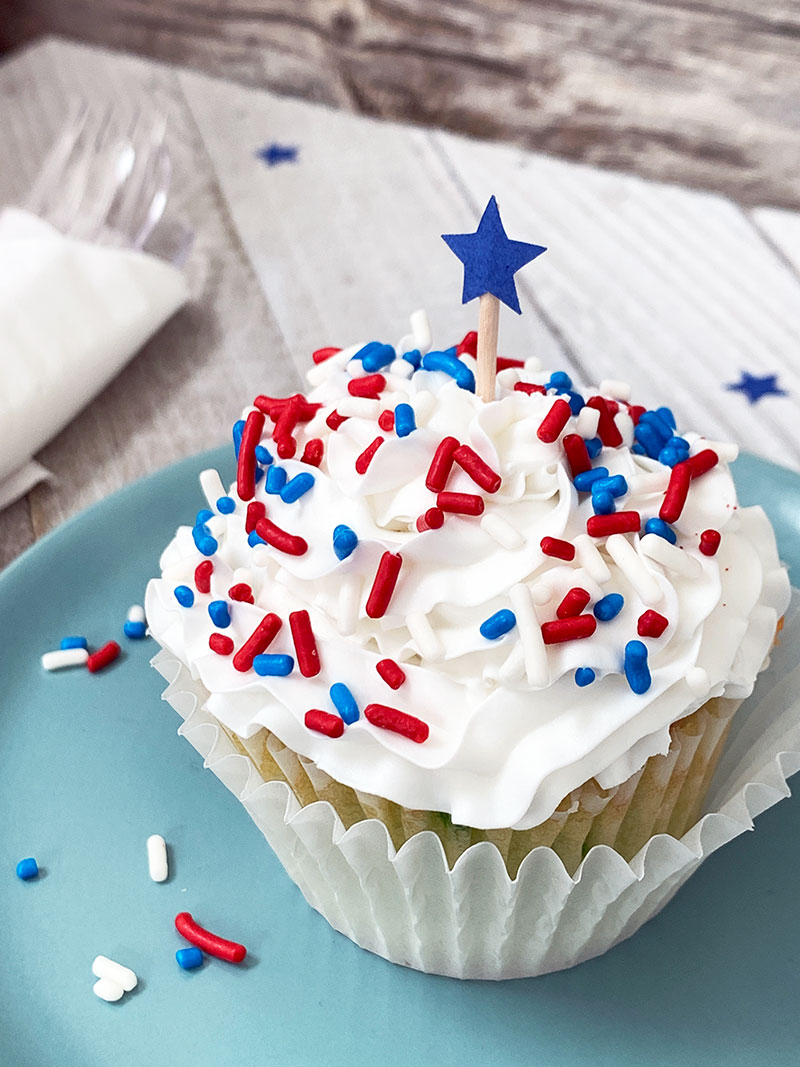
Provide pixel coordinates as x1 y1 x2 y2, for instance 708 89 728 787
146 326 790 830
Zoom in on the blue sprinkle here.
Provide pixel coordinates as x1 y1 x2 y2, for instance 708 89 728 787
123 620 146 640
196 509 214 525
573 466 609 492
330 682 360 724
656 406 677 429
567 391 585 415
362 343 396 372
638 410 673 443
594 593 624 621
592 489 615 515
585 437 603 459
233 419 245 459
547 371 573 392
634 421 663 459
624 640 651 694
16 857 38 881
592 474 628 498
248 530 266 547
669 436 690 453
352 341 384 364
254 467 265 486
394 403 416 437
192 526 218 557
575 667 596 687
479 609 517 640
402 348 422 369
658 446 680 467
333 524 358 561
280 472 315 503
60 636 88 651
266 465 287 494
253 653 294 677
208 600 231 628
422 351 475 392
216 496 236 514
255 444 274 466
174 585 194 608
644 518 677 544
176 947 204 970
632 443 646 455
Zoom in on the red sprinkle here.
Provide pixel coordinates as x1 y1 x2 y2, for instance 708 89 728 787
456 331 478 357
628 405 646 425
378 409 395 432
364 703 429 743
376 658 406 690
562 433 591 477
245 501 266 534
514 382 547 395
587 512 641 537
194 560 213 594
586 396 623 448
496 356 525 370
557 587 591 619
228 583 254 604
348 373 386 399
175 912 246 964
254 394 320 421
659 462 691 523
426 436 460 492
541 616 597 644
290 610 321 677
638 610 669 638
209 633 234 656
276 437 297 460
86 641 120 673
326 410 348 431
255 517 308 556
305 709 344 738
540 536 575 561
537 398 572 443
233 613 282 672
453 445 501 493
686 449 719 478
699 529 721 556
366 552 403 618
416 507 444 532
355 436 384 474
437 492 484 516
312 346 341 364
236 410 265 502
301 438 324 467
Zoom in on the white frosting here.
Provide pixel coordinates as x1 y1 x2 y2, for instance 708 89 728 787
146 340 790 830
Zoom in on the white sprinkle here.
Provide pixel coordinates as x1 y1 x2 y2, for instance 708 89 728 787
530 581 552 605
686 667 710 697
628 470 670 495
480 512 523 550
126 604 146 624
92 955 137 992
405 612 443 662
614 411 634 447
524 356 543 374
306 346 353 387
573 533 612 584
498 642 525 683
412 390 437 426
388 359 414 380
346 358 369 378
337 396 380 419
692 439 738 463
146 834 168 883
576 405 600 439
199 469 226 509
572 568 604 604
232 568 252 587
639 534 702 578
509 583 549 687
206 515 226 537
395 332 415 354
599 378 632 401
251 546 271 568
41 648 89 671
304 411 328 438
410 309 432 354
93 977 124 1003
496 367 521 388
337 576 361 635
605 534 662 606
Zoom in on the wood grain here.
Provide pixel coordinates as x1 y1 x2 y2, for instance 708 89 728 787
3 2 800 209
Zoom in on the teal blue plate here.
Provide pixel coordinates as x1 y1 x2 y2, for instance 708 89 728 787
2 448 800 1067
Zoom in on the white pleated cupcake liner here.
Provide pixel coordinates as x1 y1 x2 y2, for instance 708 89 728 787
151 597 800 980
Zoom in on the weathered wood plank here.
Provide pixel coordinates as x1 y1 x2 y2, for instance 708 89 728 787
3 1 800 209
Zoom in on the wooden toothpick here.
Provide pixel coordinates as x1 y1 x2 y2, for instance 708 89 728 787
477 292 500 402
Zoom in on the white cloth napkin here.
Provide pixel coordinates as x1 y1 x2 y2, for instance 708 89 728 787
0 207 189 510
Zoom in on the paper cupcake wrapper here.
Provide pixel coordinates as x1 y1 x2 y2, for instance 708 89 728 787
152 597 800 980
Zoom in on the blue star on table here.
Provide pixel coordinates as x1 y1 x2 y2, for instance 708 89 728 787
441 195 547 314
726 371 787 405
256 142 299 167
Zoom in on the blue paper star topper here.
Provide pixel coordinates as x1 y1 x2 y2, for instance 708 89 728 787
442 196 547 314
726 371 787 405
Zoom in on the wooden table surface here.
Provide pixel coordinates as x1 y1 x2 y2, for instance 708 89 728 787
2 37 800 570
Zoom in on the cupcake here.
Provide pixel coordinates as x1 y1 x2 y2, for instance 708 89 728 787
146 312 790 977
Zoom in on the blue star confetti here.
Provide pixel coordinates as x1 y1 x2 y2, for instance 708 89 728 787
442 196 547 314
256 142 299 167
726 371 787 405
